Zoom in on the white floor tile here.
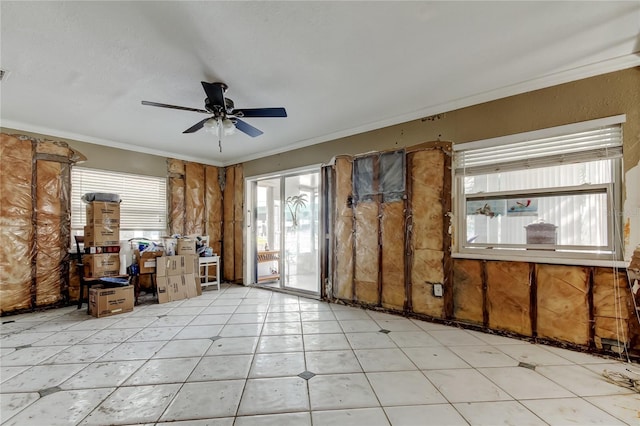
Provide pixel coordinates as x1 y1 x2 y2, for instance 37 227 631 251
384 404 469 426
300 311 336 321
305 350 363 374
495 343 574 366
261 322 303 335
188 314 231 325
303 333 351 351
312 407 390 426
424 369 513 403
60 360 144 389
0 345 67 366
159 380 245 421
1 363 86 392
227 313 266 324
302 320 343 334
237 377 309 415
454 401 547 426
81 327 143 344
429 329 486 346
265 312 301 322
375 319 422 332
367 371 446 405
153 338 212 358
355 348 417 372
42 343 118 364
125 357 200 385
257 334 303 352
479 366 575 399
220 323 263 337
339 319 381 333
521 397 627 425
173 325 224 340
449 345 519 368
0 366 30 383
127 326 184 342
3 388 114 426
0 392 39 423
0 331 55 347
585 393 640 425
98 340 166 361
537 365 635 397
157 418 233 426
346 332 397 349
249 352 306 378
403 346 471 370
234 412 311 426
108 316 159 329
388 331 442 348
308 373 379 411
81 384 181 425
207 336 259 355
188 354 253 381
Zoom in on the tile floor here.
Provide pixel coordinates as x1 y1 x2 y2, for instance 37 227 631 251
1 284 639 425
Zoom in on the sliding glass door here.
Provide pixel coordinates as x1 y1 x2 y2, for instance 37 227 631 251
247 169 320 295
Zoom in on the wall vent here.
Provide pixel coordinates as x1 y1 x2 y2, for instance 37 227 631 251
0 69 8 81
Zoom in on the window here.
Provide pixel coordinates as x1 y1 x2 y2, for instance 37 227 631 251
353 150 405 203
71 167 167 246
454 115 624 261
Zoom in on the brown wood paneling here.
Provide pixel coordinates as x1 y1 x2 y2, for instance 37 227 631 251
537 264 589 345
35 160 63 306
354 201 379 305
185 162 205 235
381 201 405 310
205 165 223 256
333 156 354 300
0 135 34 313
452 259 484 324
486 261 531 336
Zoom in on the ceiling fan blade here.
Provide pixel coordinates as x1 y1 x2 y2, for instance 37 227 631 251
235 119 264 137
141 100 208 114
201 81 226 108
232 107 287 118
183 117 211 134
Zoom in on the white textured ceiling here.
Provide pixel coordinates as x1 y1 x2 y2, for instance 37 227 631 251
1 1 639 166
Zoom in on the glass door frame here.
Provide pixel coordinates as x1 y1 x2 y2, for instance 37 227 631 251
244 164 323 297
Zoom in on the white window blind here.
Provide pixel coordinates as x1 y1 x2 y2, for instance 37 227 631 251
71 167 167 231
454 116 623 175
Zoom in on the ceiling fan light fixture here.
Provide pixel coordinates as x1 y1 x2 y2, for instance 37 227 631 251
222 118 236 136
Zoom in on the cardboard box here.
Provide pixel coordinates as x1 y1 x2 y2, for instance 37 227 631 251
89 285 133 318
86 201 120 225
156 255 197 277
84 225 120 247
84 253 120 278
135 250 164 274
176 238 196 255
156 273 198 304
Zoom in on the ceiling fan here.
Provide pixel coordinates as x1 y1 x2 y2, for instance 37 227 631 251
141 81 287 150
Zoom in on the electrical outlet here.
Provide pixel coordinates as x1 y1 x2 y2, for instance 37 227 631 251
433 283 443 297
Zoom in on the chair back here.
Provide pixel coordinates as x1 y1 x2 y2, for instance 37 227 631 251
74 235 84 263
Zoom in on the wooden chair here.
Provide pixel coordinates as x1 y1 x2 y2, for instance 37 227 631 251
74 235 101 311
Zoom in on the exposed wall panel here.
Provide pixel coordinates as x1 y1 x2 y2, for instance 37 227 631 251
381 201 405 310
35 140 70 156
233 166 244 281
223 166 236 281
0 135 33 313
205 165 223 257
593 268 632 344
411 249 444 317
35 160 64 306
354 201 379 305
537 264 589 345
167 158 185 175
168 176 185 235
333 156 354 300
452 259 484 324
185 162 205 236
410 149 444 251
486 261 531 336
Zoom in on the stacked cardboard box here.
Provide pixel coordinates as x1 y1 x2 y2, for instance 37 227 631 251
83 201 121 277
89 285 134 318
156 255 202 304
